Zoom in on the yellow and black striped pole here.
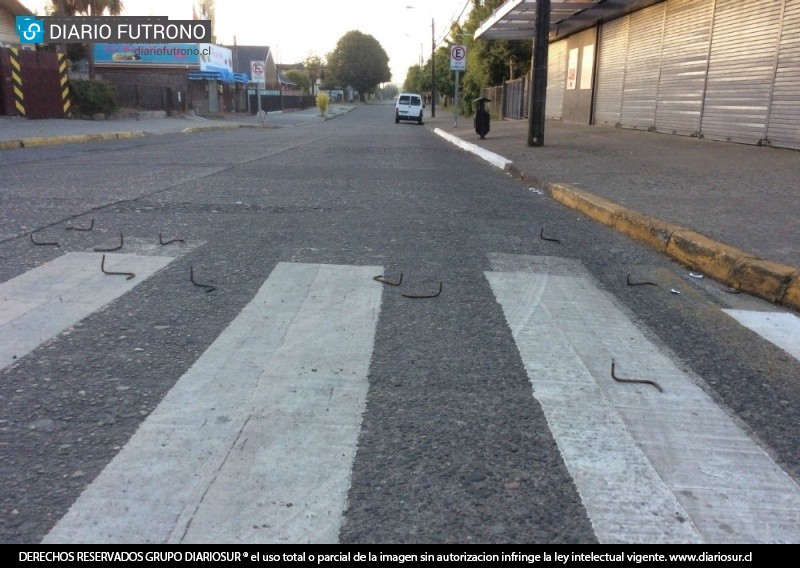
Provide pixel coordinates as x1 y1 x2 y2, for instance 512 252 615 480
9 48 25 117
57 52 72 116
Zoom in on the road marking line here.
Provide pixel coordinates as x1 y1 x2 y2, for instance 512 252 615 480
44 262 383 544
723 309 800 362
486 253 800 544
0 252 173 371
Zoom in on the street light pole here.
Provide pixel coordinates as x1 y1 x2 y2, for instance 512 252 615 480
431 18 436 118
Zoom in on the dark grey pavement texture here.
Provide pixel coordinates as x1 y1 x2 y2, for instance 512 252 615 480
0 101 800 308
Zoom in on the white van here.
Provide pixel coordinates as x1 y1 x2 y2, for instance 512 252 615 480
395 92 425 125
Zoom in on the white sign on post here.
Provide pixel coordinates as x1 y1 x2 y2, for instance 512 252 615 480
250 60 265 84
450 44 466 71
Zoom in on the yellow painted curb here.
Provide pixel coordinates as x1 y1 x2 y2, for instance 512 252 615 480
729 259 799 304
182 124 241 134
783 277 800 311
665 229 753 283
549 183 622 226
19 131 145 148
610 209 682 253
22 134 85 147
542 180 799 311
0 140 22 150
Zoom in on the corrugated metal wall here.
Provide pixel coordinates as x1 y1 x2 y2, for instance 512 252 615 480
767 0 800 149
655 0 714 136
619 3 665 130
594 17 628 126
546 39 567 119
701 0 783 143
593 0 800 150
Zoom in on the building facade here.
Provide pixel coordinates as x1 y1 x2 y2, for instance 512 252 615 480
479 0 800 150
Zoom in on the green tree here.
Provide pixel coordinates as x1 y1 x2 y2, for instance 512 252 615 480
327 31 391 102
284 69 311 94
51 1 124 80
301 54 325 94
456 0 532 115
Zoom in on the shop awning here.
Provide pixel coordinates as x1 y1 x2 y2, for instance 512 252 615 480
188 69 236 83
474 0 664 42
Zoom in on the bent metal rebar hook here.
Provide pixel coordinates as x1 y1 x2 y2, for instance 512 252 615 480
30 232 59 246
159 233 186 246
539 227 561 243
611 359 663 393
190 265 216 293
401 281 443 299
100 254 135 280
626 273 659 287
373 273 403 286
66 219 94 232
95 233 124 252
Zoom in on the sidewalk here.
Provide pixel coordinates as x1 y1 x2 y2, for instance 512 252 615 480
425 110 800 311
0 105 355 149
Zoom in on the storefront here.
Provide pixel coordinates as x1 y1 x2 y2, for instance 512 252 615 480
95 42 247 115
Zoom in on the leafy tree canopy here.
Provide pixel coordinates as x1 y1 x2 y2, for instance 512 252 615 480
327 31 391 101
284 69 311 94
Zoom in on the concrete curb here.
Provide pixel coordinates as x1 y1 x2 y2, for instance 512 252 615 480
540 177 799 311
0 131 148 150
434 128 512 170
181 124 246 134
435 130 800 311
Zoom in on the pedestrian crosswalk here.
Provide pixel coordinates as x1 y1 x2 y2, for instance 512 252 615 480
486 254 800 544
2 253 799 543
0 252 174 372
43 263 382 544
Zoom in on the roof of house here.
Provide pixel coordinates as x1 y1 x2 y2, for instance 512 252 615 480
224 45 271 75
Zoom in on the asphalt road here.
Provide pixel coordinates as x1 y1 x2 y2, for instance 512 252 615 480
1 104 799 544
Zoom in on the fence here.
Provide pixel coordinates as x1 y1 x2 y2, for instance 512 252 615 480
0 47 70 119
481 74 531 121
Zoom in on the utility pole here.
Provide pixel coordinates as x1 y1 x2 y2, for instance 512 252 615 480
431 18 436 118
527 0 550 146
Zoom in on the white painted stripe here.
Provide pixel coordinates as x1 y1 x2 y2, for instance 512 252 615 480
434 128 512 169
487 254 800 544
723 310 800 362
0 252 173 371
44 262 383 544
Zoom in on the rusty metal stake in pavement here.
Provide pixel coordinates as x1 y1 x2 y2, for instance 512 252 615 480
611 359 663 393
66 219 94 232
539 227 561 243
401 281 443 299
373 273 403 286
190 265 216 293
94 233 124 252
159 232 186 246
30 232 59 246
100 254 135 280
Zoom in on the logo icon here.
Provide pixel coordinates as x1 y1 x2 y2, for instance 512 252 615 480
16 16 44 44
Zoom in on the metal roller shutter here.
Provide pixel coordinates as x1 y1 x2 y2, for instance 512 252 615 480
594 16 629 126
620 2 666 130
546 39 567 119
700 0 783 144
767 0 800 149
655 0 714 136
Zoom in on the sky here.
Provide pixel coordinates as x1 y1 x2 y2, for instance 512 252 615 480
21 0 473 85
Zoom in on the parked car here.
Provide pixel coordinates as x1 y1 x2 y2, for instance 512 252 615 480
395 92 425 125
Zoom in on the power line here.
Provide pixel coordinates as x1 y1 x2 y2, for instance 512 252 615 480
435 0 471 47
